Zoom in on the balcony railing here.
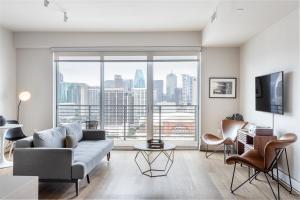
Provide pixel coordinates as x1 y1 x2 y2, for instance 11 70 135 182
57 104 197 141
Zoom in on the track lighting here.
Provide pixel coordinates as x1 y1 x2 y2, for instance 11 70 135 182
43 0 69 22
64 11 68 22
44 0 49 7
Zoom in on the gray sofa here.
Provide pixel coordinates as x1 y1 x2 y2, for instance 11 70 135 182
13 123 113 196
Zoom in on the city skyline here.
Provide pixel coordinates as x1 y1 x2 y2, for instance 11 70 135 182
58 69 197 106
58 61 197 88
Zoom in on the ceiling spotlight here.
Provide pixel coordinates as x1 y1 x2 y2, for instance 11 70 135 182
211 9 217 24
44 0 49 7
64 11 68 22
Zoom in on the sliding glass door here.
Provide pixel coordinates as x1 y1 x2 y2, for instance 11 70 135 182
55 52 200 145
56 56 101 125
152 56 198 141
103 56 148 140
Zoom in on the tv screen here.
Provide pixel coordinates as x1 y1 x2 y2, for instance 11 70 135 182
255 72 283 114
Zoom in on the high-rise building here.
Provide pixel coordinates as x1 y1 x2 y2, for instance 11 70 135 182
192 77 197 105
59 82 88 105
175 88 182 105
114 74 123 88
182 74 194 105
133 69 145 88
154 80 163 104
104 80 115 88
88 86 100 105
166 72 177 102
104 88 127 125
123 79 133 92
133 88 147 124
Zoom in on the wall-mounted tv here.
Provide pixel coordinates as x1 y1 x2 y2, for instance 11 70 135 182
255 71 284 114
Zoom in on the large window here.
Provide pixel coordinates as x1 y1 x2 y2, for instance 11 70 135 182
55 52 200 145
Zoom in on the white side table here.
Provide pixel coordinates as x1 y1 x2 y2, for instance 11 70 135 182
0 124 23 168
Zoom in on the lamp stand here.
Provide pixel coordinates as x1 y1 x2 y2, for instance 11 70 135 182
17 100 22 123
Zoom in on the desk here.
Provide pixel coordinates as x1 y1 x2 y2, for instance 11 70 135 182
0 124 23 168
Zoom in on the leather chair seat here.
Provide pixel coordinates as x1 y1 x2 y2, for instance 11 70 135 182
202 133 235 146
226 149 265 171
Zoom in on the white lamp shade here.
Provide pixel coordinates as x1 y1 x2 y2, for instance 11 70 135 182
19 91 31 101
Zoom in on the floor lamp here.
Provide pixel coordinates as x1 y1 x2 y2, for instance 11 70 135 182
17 91 31 122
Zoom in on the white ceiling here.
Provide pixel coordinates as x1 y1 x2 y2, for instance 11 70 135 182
0 0 298 46
202 1 299 46
0 0 217 32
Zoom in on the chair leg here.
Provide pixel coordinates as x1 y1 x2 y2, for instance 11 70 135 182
107 152 111 161
75 180 79 196
264 173 278 200
231 164 259 193
86 175 90 184
230 162 236 193
8 142 14 160
276 162 280 200
284 148 293 193
223 145 226 163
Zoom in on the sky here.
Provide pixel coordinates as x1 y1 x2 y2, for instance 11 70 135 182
58 60 198 90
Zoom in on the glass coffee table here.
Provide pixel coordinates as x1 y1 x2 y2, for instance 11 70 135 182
134 143 176 177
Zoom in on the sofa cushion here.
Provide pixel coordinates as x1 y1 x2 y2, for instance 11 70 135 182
62 122 83 142
33 127 66 148
65 135 78 148
71 139 113 179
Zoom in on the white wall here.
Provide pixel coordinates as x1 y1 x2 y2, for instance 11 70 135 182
240 9 300 189
16 49 53 134
200 47 240 149
14 31 202 48
0 26 16 120
15 31 202 135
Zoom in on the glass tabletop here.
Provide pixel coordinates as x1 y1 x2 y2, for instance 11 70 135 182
134 143 176 151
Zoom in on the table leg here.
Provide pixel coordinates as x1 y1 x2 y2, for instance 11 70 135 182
0 129 13 168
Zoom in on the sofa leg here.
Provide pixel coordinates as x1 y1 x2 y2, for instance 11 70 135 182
87 175 90 184
75 180 79 196
107 152 111 161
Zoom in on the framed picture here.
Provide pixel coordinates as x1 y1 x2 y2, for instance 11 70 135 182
209 77 237 98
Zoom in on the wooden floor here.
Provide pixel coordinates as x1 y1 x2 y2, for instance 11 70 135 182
1 150 299 199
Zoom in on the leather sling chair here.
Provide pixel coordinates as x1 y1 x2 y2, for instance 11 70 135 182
202 120 248 162
226 133 297 200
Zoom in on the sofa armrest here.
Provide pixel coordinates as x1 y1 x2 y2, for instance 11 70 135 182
13 148 73 180
82 130 106 140
15 136 33 148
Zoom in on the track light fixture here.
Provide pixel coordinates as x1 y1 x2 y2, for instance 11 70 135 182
43 0 69 22
44 0 49 7
64 11 68 22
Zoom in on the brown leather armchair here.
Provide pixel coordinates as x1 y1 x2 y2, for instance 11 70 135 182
202 120 248 161
226 133 297 200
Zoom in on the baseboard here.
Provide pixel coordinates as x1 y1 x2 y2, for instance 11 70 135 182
273 169 300 194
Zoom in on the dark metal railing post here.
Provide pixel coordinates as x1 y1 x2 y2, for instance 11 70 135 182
88 105 91 121
194 105 197 141
124 105 127 141
159 105 162 140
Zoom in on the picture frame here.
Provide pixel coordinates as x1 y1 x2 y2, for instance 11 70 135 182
209 77 237 98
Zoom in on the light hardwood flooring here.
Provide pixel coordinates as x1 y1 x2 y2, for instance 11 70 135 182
1 150 299 199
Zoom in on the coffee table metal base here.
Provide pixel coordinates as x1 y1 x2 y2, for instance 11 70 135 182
135 149 175 177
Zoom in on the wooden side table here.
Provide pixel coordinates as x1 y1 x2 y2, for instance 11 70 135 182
237 129 277 155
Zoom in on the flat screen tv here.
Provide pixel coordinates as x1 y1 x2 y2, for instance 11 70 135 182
255 71 284 114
